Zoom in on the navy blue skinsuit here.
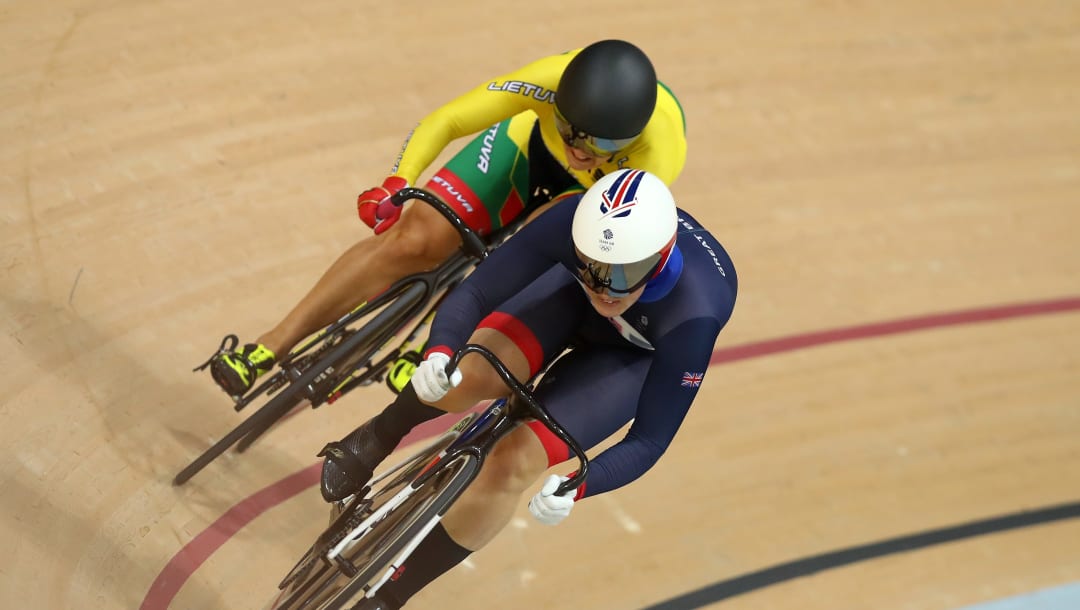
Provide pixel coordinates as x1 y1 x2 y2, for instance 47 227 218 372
426 194 737 499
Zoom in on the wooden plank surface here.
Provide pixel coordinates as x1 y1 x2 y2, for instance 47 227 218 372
2 1 1078 609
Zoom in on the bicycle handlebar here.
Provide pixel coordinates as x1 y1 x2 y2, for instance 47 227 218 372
446 344 588 497
389 187 488 261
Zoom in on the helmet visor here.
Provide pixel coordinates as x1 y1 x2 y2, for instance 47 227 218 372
554 107 639 157
573 245 666 296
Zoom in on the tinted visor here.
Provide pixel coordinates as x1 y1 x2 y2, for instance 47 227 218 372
573 245 666 296
554 107 639 157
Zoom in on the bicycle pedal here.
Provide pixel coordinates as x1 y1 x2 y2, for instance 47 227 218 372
358 375 382 387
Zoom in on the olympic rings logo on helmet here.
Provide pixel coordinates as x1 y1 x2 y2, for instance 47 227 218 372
570 169 678 296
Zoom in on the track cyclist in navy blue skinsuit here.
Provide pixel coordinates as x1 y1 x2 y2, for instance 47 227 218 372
321 169 737 609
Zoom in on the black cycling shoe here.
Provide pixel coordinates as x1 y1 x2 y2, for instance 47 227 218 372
319 421 395 502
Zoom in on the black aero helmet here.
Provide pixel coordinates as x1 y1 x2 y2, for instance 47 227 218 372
555 40 657 147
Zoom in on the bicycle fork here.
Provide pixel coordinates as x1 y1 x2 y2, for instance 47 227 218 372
362 516 443 599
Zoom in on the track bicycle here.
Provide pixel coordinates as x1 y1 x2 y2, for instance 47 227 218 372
175 188 523 486
265 343 589 610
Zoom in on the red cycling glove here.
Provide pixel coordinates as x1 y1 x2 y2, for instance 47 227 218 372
357 176 409 235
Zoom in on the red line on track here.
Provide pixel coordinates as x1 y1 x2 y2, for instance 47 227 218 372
142 296 1080 609
141 464 321 610
711 297 1080 364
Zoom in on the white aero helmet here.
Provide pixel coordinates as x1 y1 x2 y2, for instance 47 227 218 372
571 169 678 295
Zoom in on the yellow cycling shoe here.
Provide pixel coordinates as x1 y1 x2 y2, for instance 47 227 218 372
385 349 422 394
210 342 276 396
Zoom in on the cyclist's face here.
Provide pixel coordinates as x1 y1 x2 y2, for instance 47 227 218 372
553 107 627 171
563 142 607 171
553 105 637 168
581 282 645 317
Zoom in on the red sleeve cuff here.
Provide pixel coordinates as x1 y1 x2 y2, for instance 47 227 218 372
383 175 409 191
424 345 454 360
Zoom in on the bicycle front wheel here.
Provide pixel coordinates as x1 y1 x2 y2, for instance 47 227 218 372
270 452 479 610
172 387 303 486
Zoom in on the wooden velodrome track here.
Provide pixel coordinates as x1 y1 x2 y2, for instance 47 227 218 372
3 1 1078 608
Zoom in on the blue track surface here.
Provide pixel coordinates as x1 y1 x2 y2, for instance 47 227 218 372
954 583 1080 610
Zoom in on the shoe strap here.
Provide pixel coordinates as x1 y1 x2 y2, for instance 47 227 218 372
193 334 240 372
318 441 373 488
240 344 276 373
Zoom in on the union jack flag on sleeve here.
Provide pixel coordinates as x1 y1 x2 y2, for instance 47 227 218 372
681 372 704 388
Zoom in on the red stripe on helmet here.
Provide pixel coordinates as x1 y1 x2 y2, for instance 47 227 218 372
650 233 678 279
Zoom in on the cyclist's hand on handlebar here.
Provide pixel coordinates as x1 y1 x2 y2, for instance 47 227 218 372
412 352 463 403
357 176 408 235
528 475 576 526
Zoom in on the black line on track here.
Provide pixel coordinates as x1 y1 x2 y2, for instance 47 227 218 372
641 500 1080 609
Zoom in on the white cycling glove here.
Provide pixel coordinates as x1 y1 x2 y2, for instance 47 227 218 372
412 352 463 403
528 474 576 526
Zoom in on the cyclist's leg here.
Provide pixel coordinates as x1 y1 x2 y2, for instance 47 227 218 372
254 203 458 352
379 344 651 609
261 113 537 357
442 343 649 546
524 343 649 464
362 421 550 609
317 115 544 494
386 268 591 539
207 204 461 396
364 269 591 608
319 265 584 503
371 346 647 608
427 262 592 413
211 115 535 395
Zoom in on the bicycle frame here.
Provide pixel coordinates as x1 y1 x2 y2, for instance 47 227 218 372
225 187 494 413
284 344 590 607
178 188 526 486
256 186 526 413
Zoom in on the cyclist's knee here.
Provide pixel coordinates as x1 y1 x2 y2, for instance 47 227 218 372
437 355 511 413
475 428 547 494
459 356 507 396
439 384 493 415
379 204 460 268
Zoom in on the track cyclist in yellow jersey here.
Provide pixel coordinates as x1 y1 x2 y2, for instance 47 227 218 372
206 39 688 399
